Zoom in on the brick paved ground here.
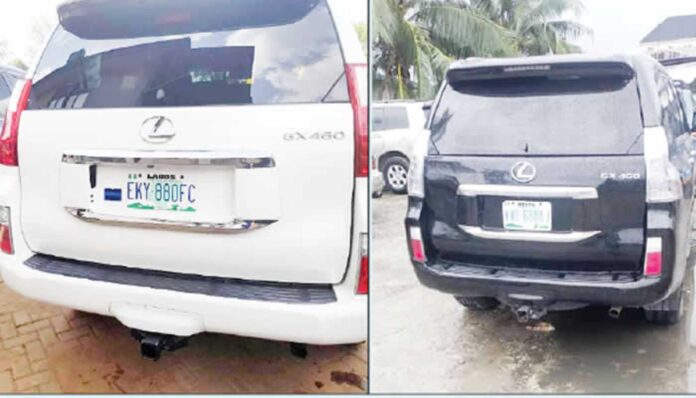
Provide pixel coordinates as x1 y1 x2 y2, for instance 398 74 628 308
0 281 367 393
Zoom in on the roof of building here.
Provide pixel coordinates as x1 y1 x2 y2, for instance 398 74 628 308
642 14 696 43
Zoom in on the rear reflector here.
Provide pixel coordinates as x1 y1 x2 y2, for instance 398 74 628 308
409 227 426 263
356 233 368 294
644 237 662 277
0 207 13 255
0 80 32 166
345 64 368 178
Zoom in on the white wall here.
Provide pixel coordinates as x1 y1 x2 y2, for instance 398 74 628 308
641 38 696 60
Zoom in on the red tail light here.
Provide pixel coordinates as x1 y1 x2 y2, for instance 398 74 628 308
644 237 662 277
0 207 13 255
0 80 32 166
345 64 368 178
356 233 368 295
409 227 426 263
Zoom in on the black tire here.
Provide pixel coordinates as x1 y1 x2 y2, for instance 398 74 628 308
644 287 685 325
383 156 410 195
454 296 500 311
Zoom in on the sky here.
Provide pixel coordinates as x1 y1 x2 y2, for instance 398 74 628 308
0 0 367 64
572 0 696 54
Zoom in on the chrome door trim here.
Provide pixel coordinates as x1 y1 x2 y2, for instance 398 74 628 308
457 184 598 200
459 226 601 243
65 208 277 234
62 150 275 169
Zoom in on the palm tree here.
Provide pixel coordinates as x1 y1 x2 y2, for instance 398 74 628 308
471 0 591 55
373 0 516 100
373 0 592 100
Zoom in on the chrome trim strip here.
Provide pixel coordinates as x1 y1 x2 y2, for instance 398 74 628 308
65 208 277 234
459 226 601 243
62 150 275 169
457 184 598 200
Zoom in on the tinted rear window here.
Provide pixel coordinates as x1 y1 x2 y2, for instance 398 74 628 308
431 68 644 156
29 0 347 110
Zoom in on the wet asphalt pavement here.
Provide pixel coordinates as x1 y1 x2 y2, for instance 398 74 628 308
370 193 696 394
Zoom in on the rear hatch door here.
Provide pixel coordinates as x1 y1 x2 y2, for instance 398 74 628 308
19 0 355 284
424 62 647 272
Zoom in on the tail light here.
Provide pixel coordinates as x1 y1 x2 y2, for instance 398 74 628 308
0 79 32 166
409 226 426 263
407 130 431 198
356 233 368 295
644 127 682 203
643 237 662 277
0 207 13 255
345 64 368 178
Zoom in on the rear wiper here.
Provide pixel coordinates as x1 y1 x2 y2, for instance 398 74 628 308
320 72 346 103
623 130 645 154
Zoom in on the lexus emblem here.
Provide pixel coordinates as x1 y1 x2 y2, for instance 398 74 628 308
141 116 175 144
511 161 536 183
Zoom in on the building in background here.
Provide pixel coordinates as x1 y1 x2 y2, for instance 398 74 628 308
641 14 696 60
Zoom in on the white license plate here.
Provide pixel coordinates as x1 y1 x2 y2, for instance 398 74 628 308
502 201 552 232
94 165 235 223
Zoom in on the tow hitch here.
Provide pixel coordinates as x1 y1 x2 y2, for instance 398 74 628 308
131 330 189 361
514 305 548 323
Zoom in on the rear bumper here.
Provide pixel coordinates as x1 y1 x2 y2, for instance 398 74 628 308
412 260 671 308
406 197 688 309
1 255 366 345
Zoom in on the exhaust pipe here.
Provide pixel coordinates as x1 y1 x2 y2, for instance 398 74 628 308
131 330 189 361
608 306 623 319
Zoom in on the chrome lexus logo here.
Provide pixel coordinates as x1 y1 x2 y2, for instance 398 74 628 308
141 116 175 144
511 161 536 183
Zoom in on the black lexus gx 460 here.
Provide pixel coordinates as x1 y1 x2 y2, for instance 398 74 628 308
406 54 696 324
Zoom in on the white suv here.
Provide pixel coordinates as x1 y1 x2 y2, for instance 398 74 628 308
0 0 367 358
372 101 428 194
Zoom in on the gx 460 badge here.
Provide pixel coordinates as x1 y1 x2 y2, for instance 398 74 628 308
284 131 346 141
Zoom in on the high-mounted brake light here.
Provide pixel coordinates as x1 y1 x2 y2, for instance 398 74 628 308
0 80 32 166
409 227 426 263
644 237 662 277
345 64 368 178
356 233 368 294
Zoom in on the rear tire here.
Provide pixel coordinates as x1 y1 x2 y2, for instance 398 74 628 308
383 157 410 195
644 287 685 325
454 296 500 311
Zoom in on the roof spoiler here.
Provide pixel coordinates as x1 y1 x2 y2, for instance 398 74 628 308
58 0 319 39
447 62 636 83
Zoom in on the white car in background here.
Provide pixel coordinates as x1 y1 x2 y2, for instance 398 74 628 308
662 57 696 129
0 0 368 360
372 101 429 194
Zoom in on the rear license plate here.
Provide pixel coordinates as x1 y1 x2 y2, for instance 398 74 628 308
95 165 235 223
122 173 197 213
502 200 552 232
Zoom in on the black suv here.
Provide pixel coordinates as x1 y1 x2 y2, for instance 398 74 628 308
406 54 696 324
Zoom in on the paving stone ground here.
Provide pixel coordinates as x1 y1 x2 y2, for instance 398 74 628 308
0 281 366 393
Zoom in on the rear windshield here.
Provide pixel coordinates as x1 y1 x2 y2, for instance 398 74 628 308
430 69 644 156
29 0 347 110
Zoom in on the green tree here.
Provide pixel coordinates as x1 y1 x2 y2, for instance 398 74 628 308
373 0 515 100
8 59 28 71
470 0 591 55
373 0 591 100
